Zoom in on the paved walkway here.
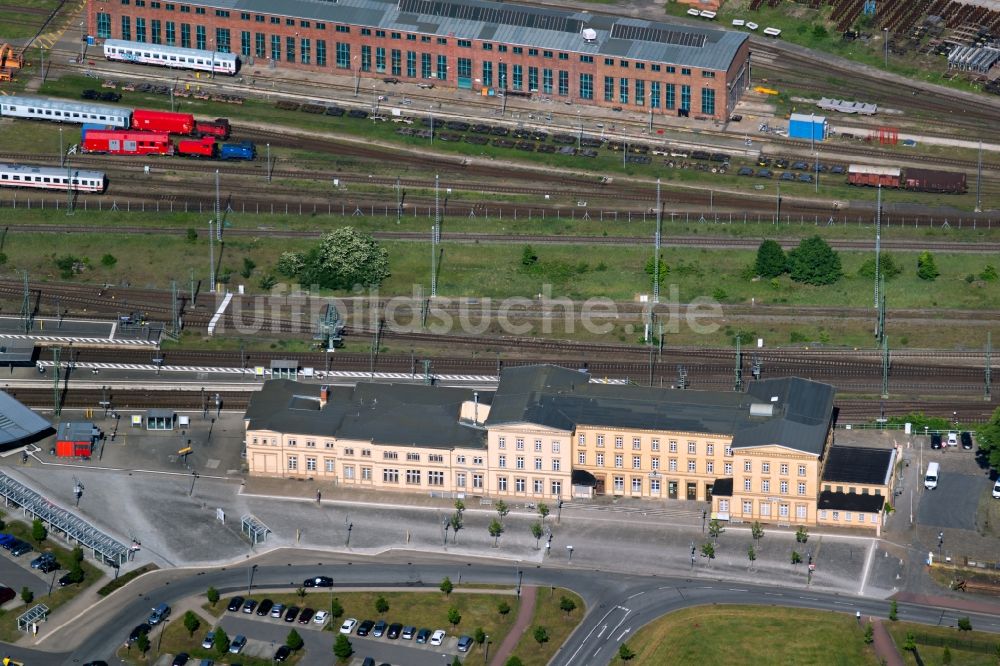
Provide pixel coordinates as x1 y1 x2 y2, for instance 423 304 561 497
489 586 536 666
870 618 904 666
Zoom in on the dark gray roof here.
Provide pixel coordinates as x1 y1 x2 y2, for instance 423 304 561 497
0 391 51 446
57 422 95 442
488 366 835 455
711 477 733 497
822 446 894 485
207 0 746 71
0 339 34 364
818 490 885 514
245 380 488 449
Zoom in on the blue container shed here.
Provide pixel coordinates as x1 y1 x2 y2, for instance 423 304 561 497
788 113 828 142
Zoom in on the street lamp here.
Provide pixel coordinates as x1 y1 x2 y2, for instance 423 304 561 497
443 518 450 546
884 28 889 68
353 55 360 97
484 636 491 665
517 569 523 597
346 522 353 547
188 470 199 496
566 545 574 562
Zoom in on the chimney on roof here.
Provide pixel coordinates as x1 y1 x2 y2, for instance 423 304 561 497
319 385 329 409
582 28 597 43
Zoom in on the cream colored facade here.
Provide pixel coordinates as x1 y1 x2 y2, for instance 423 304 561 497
714 444 823 526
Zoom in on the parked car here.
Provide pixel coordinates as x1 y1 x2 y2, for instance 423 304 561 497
387 622 402 639
313 610 329 625
58 571 83 587
201 631 215 649
947 432 958 447
298 608 315 624
0 586 16 605
171 654 189 666
993 479 1000 499
0 534 15 548
37 558 59 573
256 599 273 616
125 623 151 646
226 596 244 612
9 540 32 557
229 634 247 654
357 620 375 636
415 628 431 643
284 606 300 622
930 433 942 449
340 618 358 634
274 645 291 662
148 603 170 625
242 599 258 614
401 625 416 640
362 659 375 666
458 635 473 652
430 629 446 645
30 552 55 569
270 603 285 618
303 576 333 588
372 619 387 637
961 432 973 450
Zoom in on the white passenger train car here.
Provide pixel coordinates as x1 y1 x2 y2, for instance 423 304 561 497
0 163 107 193
0 95 130 128
103 39 238 75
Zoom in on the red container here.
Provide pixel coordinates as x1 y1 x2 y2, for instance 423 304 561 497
132 108 195 135
195 118 231 139
82 130 174 155
177 136 218 158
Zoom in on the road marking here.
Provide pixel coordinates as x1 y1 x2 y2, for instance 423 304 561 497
627 591 645 599
799 597 820 601
859 539 876 596
565 606 623 665
617 627 631 641
764 592 783 597
728 588 748 592
834 601 853 606
608 609 632 639
597 624 607 638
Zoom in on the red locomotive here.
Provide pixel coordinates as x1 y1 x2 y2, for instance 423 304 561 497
177 136 218 158
195 118 230 139
82 129 174 155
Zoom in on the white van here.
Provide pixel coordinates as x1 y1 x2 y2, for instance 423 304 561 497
924 462 940 490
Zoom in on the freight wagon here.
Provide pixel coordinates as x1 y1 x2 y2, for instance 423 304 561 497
848 165 966 194
132 108 194 135
82 130 174 156
0 163 107 193
103 39 238 76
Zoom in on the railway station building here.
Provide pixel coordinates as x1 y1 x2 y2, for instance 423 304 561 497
86 0 749 120
243 364 893 530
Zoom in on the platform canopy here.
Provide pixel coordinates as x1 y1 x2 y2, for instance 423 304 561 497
0 391 51 448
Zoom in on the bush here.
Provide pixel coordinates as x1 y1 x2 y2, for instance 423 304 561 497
787 236 842 285
186 228 198 243
917 251 940 281
440 576 453 595
54 254 83 279
644 255 669 285
258 274 278 291
497 600 511 617
754 239 786 278
980 264 998 281
240 257 256 279
333 633 353 660
375 595 389 615
286 628 304 650
521 245 538 267
183 610 200 637
20 586 33 604
858 253 902 280
957 616 972 631
448 606 462 627
533 626 549 645
206 586 219 605
100 254 117 268
0 252 7 265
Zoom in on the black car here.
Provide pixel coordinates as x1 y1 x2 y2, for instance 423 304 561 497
100 91 122 102
304 576 333 588
83 662 109 666
931 433 943 449
227 596 245 612
356 620 375 636
387 622 403 639
274 645 291 662
348 109 368 119
256 599 274 616
38 559 59 573
961 431 973 449
58 571 82 586
81 89 100 100
284 605 300 622
126 623 151 646
298 608 314 624
10 539 32 557
31 552 56 569
171 654 189 666
325 106 345 117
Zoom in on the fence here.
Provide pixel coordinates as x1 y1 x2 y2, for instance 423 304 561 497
912 633 999 654
0 195 996 228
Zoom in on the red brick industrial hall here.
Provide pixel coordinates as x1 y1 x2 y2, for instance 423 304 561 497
86 0 750 121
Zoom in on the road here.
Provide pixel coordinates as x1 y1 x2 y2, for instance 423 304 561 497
11 551 998 666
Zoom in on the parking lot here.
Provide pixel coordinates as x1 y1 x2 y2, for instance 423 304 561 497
917 439 994 531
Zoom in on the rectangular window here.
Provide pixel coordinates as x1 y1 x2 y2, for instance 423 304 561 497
482 61 492 87
376 47 386 73
707 461 714 474
681 68 691 76
725 446 733 457
552 459 561 471
614 476 625 493
254 32 264 57
580 54 593 63
391 49 401 76
551 441 560 454
512 64 522 90
166 21 176 45
406 50 416 77
669 459 677 472
615 455 623 468
528 66 538 92
780 464 789 475
195 24 205 50
316 40 326 66
327 459 337 473
498 62 507 88
551 480 562 497
779 504 790 518
681 84 691 111
632 456 642 470
797 505 808 519
361 44 371 71
688 442 697 454
665 83 675 110
632 477 642 493
635 79 644 106
287 456 298 471
300 38 310 64
743 500 753 514
632 438 641 450
498 455 506 469
762 463 771 474
615 437 624 449
543 50 553 58
97 13 112 39
498 437 506 449
285 37 296 64
498 476 507 492
336 42 349 68
336 24 349 33
543 68 552 94
305 457 317 472
473 474 483 489
652 439 660 452
534 458 542 471
421 52 431 78
719 499 728 512
744 460 752 472
515 478 525 492
702 70 716 78
597 435 605 447
706 443 715 457
596 453 604 466
687 460 696 472
516 457 525 470
762 480 770 493
761 503 771 517
651 478 660 493
534 479 544 494
271 34 280 61
669 441 678 453
428 471 444 486
797 483 807 495
651 457 659 470
136 17 146 42
240 31 250 57
604 76 614 102
437 54 447 80
578 452 586 465
457 56 471 79
577 434 586 447
701 87 716 116
798 464 807 476
180 22 190 48
383 469 399 483
406 452 420 462
744 478 751 491
724 463 733 475
151 19 161 44
406 469 421 485
456 472 466 487
780 481 788 494
216 27 230 53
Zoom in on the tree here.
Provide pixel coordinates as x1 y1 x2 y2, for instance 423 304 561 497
958 616 972 631
559 596 577 616
31 518 47 543
495 500 510 523
286 628 304 651
454 499 466 515
333 633 354 660
787 236 842 285
618 643 636 661
286 227 391 289
858 253 902 280
889 600 898 621
700 542 715 564
64 563 85 584
795 526 809 543
506 658 524 666
812 24 828 40
498 599 511 618
707 518 724 542
530 521 544 549
754 239 787 278
375 595 389 615
240 257 256 279
330 597 344 621
902 632 916 652
72 546 84 564
136 632 150 656
450 511 463 543
185 227 198 242
452 657 462 666
976 406 1000 471
474 627 486 646
489 518 504 546
917 251 940 281
213 626 230 654
20 586 33 604
521 245 538 267
751 521 764 545
448 606 462 627
791 551 803 565
296 586 307 600
440 576 454 596
644 255 669 285
537 503 550 522
206 586 219 606
864 623 874 645
182 610 200 637
276 251 304 277
101 253 117 268
533 626 549 645
747 546 757 570
942 645 952 664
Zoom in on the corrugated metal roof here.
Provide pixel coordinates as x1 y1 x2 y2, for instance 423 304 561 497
0 391 51 446
204 0 745 70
